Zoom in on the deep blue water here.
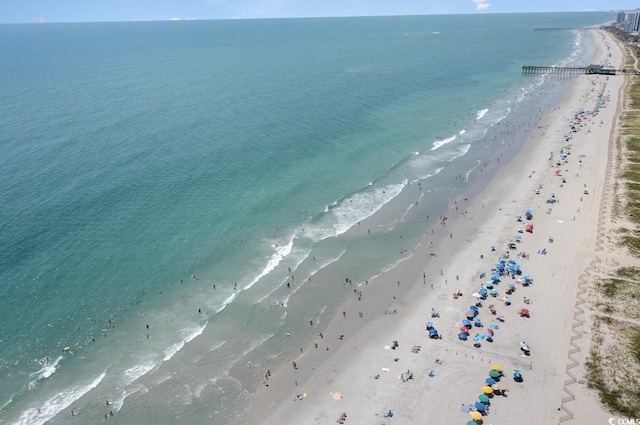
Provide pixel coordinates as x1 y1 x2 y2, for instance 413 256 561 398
0 12 613 424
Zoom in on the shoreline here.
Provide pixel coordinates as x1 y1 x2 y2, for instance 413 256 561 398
235 28 626 425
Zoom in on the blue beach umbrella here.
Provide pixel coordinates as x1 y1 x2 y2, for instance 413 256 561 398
462 319 472 327
490 288 498 297
486 378 496 385
458 332 468 341
475 402 486 412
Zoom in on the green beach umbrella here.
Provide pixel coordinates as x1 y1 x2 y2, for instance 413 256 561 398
467 421 478 425
489 370 501 378
478 394 490 403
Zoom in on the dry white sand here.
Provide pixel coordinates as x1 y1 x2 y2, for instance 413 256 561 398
236 29 625 425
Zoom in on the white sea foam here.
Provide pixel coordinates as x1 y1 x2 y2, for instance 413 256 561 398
431 134 456 151
450 144 471 161
243 236 295 291
215 292 238 314
208 339 226 352
163 341 185 362
112 384 149 413
228 334 274 368
465 160 482 181
280 250 347 308
252 248 310 306
151 374 172 386
416 166 443 180
305 182 405 242
123 360 157 386
163 323 207 362
16 371 106 425
1 394 13 411
32 355 63 379
476 108 488 120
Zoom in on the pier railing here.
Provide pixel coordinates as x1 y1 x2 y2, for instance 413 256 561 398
522 66 638 76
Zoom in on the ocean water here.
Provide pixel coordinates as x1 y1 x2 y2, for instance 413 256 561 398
0 12 613 424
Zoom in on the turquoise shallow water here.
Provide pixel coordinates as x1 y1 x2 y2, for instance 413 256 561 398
0 12 613 424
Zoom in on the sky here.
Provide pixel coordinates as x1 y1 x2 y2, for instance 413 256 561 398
1 0 638 24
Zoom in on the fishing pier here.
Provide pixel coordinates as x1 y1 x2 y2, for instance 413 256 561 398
522 65 619 76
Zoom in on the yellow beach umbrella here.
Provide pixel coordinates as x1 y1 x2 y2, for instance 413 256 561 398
482 385 493 394
470 411 483 420
491 364 502 371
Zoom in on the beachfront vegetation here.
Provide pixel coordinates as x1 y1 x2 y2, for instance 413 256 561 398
594 275 640 320
618 57 640 252
586 316 640 417
587 28 640 418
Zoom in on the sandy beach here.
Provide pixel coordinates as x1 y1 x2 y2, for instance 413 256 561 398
235 29 626 425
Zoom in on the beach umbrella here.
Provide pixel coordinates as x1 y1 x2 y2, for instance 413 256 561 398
470 411 483 420
487 329 494 336
520 308 530 316
491 365 502 371
491 384 500 391
482 386 493 394
475 402 486 412
489 370 501 378
462 319 472 327
466 311 475 319
469 305 479 313
478 394 490 403
460 326 470 333
485 281 494 289
458 332 469 341
471 292 482 298
490 288 498 297
429 328 438 336
467 421 478 425
485 378 496 385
